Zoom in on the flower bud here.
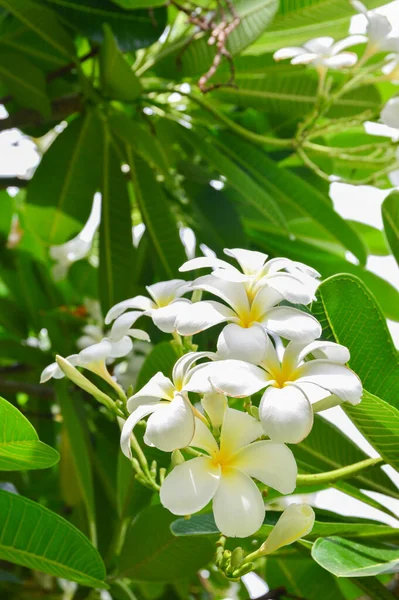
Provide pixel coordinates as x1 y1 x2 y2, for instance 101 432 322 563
232 562 254 578
259 504 315 556
56 356 115 410
171 449 185 467
230 547 244 570
249 405 259 420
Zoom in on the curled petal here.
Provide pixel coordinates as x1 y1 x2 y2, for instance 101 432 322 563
173 351 215 389
260 504 315 555
105 296 154 324
217 323 269 364
160 457 221 516
152 299 191 333
109 311 145 342
176 300 236 336
201 391 227 429
127 329 151 342
295 360 362 403
231 440 297 495
213 469 265 537
190 275 250 316
120 403 160 458
331 34 367 54
283 340 350 371
147 279 191 305
220 408 262 455
108 336 133 358
209 360 269 397
78 339 113 364
259 385 314 444
224 248 268 275
145 393 195 451
129 372 175 406
179 256 234 273
262 307 322 341
265 273 317 305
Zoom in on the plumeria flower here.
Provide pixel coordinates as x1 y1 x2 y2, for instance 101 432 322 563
176 253 322 364
105 279 192 337
273 36 366 70
160 408 297 537
350 1 397 55
381 97 399 130
257 503 315 556
202 338 362 444
120 352 215 455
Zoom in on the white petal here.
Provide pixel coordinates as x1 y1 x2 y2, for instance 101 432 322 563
217 323 269 364
105 297 154 324
220 408 262 455
260 504 315 555
210 268 251 283
350 0 367 15
323 53 358 68
332 34 367 54
147 279 191 306
78 339 113 364
201 391 227 428
251 286 283 321
265 273 317 305
231 440 297 495
190 275 250 316
128 329 151 342
160 457 221 515
264 258 320 279
304 37 334 53
109 311 145 342
175 300 236 336
381 97 399 130
209 360 269 397
263 307 322 341
283 340 350 371
294 381 331 405
367 14 392 45
108 336 133 358
291 53 318 65
190 417 219 455
224 248 268 275
213 469 265 537
259 385 313 444
295 360 362 403
120 403 160 458
145 393 195 451
274 47 306 61
152 299 191 333
173 351 215 388
179 256 234 273
129 371 175 406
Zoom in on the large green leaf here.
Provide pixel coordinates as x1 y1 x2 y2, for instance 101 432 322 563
249 227 399 321
26 111 103 245
118 505 214 581
382 190 399 267
116 452 152 521
0 396 59 471
312 274 399 406
100 24 142 101
0 51 50 116
127 152 186 278
112 0 164 6
42 0 167 51
57 386 96 545
252 0 382 52
0 490 106 588
312 536 399 577
219 133 367 264
99 135 134 313
345 391 399 474
135 342 182 392
0 0 75 59
153 0 278 79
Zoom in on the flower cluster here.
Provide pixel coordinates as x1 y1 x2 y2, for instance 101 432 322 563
42 248 362 540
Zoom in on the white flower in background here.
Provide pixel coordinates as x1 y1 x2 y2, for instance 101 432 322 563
273 36 366 70
160 408 297 537
202 338 362 444
381 97 399 130
120 352 215 455
105 279 192 336
258 503 315 555
50 194 101 281
350 0 398 54
177 250 321 364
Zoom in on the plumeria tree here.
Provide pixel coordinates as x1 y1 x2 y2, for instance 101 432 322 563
0 1 399 599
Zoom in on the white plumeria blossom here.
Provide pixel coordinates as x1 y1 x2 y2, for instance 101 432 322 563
273 36 366 70
350 0 398 53
120 352 216 455
381 97 399 130
177 250 321 364
160 408 297 537
105 279 192 337
199 337 362 444
259 503 315 555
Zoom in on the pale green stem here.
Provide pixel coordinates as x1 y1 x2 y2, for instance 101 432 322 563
296 456 384 487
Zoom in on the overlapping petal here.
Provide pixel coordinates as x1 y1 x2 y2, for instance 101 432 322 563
145 393 195 452
220 408 262 455
295 360 362 403
217 323 269 364
262 307 322 341
259 385 314 444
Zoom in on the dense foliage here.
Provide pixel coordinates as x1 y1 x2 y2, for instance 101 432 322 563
1 0 399 599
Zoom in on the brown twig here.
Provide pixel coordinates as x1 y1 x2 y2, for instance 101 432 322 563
0 94 82 133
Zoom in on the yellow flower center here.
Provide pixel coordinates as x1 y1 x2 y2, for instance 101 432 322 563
211 448 233 471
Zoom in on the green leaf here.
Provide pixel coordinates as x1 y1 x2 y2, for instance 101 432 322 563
99 133 134 313
127 152 186 278
249 227 399 321
382 190 399 266
344 391 399 473
109 112 169 177
348 221 389 257
135 342 182 392
0 396 59 471
42 0 167 52
219 133 367 264
0 51 50 116
253 0 383 52
312 274 399 406
111 0 165 6
116 452 152 521
214 72 380 119
119 505 214 581
57 385 97 546
26 111 103 245
312 536 399 577
100 25 142 101
0 490 107 588
181 128 287 229
0 0 75 59
153 0 278 79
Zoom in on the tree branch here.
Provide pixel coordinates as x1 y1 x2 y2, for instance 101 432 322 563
0 378 55 399
0 94 82 132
